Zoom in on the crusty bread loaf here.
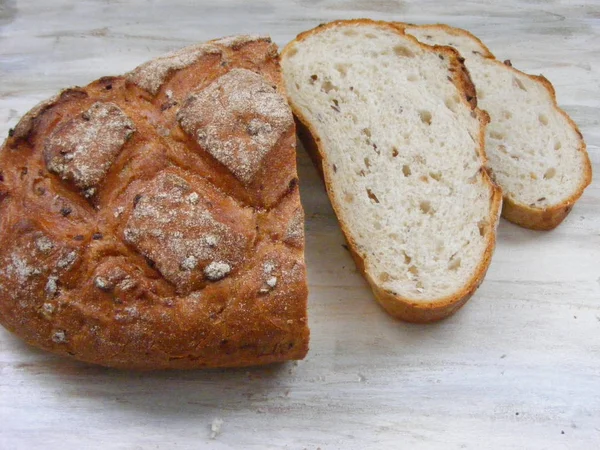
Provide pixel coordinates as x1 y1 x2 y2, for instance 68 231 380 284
281 20 502 322
402 23 592 230
0 35 309 369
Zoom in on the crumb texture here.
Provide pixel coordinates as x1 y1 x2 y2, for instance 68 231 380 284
406 25 590 211
177 68 293 185
282 22 499 303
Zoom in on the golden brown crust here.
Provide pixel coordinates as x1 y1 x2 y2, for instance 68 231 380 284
0 36 309 369
282 19 503 323
400 23 495 59
501 195 574 231
400 23 592 230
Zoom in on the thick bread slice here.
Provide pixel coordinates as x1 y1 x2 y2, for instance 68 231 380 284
402 24 592 230
281 20 502 322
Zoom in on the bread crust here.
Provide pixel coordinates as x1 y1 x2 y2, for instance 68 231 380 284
403 23 495 59
282 19 503 322
401 23 592 230
0 36 309 369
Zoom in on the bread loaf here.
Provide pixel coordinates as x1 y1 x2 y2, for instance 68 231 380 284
0 35 309 369
281 20 502 322
402 24 592 230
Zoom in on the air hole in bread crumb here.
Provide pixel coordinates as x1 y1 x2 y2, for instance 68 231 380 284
321 80 336 93
403 252 412 264
402 165 411 177
429 172 442 181
419 201 433 215
539 114 549 126
310 74 318 83
444 96 457 113
544 167 556 179
393 45 415 58
392 147 399 157
436 241 445 253
366 188 380 203
344 192 354 203
478 90 486 100
407 73 418 82
530 172 538 180
335 63 349 77
489 130 504 140
513 77 527 91
364 157 371 168
554 141 562 150
478 220 489 237
408 265 419 277
448 257 461 271
362 128 372 138
287 47 298 57
379 272 391 282
503 110 512 119
365 33 377 39
419 110 432 125
416 280 424 290
374 221 382 230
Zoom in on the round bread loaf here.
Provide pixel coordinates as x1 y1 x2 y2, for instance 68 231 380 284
0 35 309 369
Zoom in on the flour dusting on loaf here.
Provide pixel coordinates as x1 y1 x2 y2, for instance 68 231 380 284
44 102 135 197
123 171 255 294
127 43 223 95
211 34 271 50
177 68 293 184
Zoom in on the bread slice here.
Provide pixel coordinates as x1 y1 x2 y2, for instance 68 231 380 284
281 20 502 322
402 24 592 230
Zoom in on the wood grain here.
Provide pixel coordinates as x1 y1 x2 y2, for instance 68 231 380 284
0 0 599 448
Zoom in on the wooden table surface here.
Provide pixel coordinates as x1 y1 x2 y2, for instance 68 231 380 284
1 1 599 448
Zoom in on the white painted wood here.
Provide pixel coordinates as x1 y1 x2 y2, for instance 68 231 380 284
0 1 599 448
